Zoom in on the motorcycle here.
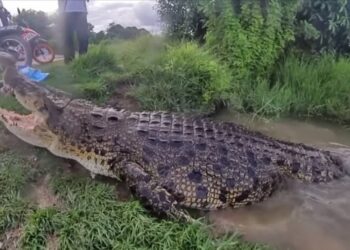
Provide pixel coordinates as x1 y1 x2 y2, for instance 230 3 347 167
21 26 56 65
0 8 55 67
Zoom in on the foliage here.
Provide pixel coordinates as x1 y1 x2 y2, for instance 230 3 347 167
89 23 151 44
110 35 168 73
243 55 350 122
106 22 150 40
0 152 33 234
70 44 120 79
133 42 233 113
156 0 207 41
295 0 350 54
14 9 52 39
67 45 121 102
204 0 297 82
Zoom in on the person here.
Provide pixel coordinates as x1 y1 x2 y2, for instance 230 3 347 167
0 0 11 27
59 0 89 64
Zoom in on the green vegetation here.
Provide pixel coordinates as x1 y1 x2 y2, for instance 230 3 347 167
295 0 350 54
133 42 232 112
0 95 29 114
247 55 350 121
0 150 268 249
204 0 296 82
0 152 32 235
154 0 350 122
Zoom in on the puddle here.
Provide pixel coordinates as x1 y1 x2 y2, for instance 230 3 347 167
209 110 350 250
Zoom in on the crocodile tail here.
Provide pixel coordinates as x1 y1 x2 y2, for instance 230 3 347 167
279 152 346 183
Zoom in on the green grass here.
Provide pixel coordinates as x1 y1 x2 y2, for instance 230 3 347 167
240 55 350 122
0 95 29 114
0 150 269 250
132 42 233 113
0 152 33 234
109 35 167 73
39 62 83 97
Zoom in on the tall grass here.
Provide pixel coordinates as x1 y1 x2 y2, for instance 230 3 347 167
243 55 350 122
109 35 168 73
70 44 120 79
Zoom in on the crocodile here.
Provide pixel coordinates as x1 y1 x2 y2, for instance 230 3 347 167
0 51 346 221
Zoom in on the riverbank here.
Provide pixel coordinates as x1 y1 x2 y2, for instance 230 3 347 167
39 37 350 124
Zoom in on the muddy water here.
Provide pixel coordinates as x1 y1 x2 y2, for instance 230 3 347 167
210 111 350 250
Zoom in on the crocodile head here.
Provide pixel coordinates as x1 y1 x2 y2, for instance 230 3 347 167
0 51 68 148
0 51 72 120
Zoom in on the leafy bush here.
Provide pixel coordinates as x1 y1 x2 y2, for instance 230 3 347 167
70 44 120 79
156 0 207 41
204 0 297 82
133 42 233 113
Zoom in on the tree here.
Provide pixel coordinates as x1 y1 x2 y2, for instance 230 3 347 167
156 0 207 41
106 22 150 40
14 9 52 39
294 0 350 54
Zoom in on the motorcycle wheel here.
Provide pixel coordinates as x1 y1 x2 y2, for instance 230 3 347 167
0 34 32 67
33 42 55 64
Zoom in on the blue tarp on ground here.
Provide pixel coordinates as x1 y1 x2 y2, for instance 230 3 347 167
17 66 49 82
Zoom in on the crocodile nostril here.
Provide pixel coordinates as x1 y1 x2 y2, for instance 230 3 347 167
108 116 119 122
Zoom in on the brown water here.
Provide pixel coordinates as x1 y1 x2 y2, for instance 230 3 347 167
210 111 350 250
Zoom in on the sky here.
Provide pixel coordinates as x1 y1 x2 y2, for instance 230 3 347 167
2 0 162 33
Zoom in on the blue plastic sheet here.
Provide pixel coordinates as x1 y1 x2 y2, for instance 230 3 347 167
17 66 49 83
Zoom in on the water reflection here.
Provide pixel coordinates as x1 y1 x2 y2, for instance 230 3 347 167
210 111 350 250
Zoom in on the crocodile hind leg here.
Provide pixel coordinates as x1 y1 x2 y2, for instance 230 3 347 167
121 161 193 222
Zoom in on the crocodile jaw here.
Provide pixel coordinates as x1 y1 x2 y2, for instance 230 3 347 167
0 108 54 148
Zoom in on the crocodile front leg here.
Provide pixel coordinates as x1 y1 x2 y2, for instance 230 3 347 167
122 161 193 222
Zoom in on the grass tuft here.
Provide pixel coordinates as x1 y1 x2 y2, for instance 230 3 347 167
242 55 350 122
0 152 33 234
133 42 233 113
70 44 120 79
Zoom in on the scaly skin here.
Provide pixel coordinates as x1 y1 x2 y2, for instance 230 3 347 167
0 52 346 221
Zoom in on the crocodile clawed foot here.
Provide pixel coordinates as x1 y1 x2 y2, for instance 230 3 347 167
121 161 195 223
90 172 97 179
